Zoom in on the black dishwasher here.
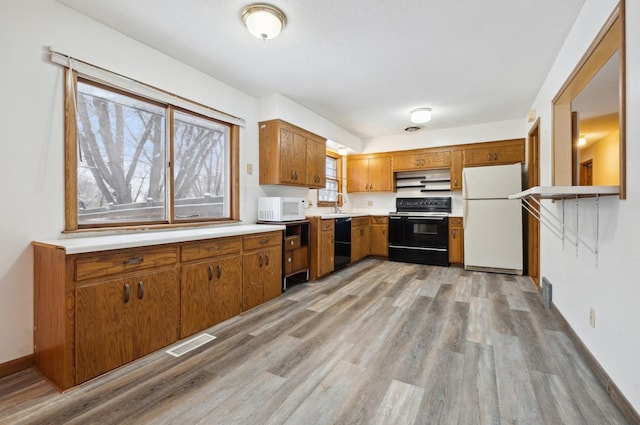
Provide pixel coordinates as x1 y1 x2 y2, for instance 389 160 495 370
334 217 351 271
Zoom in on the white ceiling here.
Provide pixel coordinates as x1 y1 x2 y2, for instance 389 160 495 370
56 0 586 139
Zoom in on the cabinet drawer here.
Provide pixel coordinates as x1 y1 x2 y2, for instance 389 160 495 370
285 246 308 275
243 231 282 251
370 216 388 224
449 217 463 226
75 247 177 281
284 235 301 251
352 216 369 226
181 237 241 262
321 219 334 232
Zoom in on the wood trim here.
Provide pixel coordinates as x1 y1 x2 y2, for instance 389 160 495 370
168 105 175 222
64 69 79 231
230 124 240 221
550 304 640 425
619 0 626 199
526 119 540 287
0 355 34 379
552 3 625 196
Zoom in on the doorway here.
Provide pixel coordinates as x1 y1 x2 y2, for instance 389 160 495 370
580 160 593 185
527 119 540 287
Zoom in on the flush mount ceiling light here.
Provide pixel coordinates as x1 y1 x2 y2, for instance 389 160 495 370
337 147 348 156
241 4 287 40
410 107 432 124
578 135 587 146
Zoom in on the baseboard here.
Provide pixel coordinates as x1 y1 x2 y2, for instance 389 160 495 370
550 304 640 425
0 354 34 379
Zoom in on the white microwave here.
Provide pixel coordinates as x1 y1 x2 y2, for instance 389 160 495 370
258 197 306 222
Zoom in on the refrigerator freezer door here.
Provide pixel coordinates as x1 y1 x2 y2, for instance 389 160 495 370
462 163 522 200
464 199 523 273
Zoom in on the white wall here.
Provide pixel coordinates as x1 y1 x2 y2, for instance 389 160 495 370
529 0 640 412
258 93 362 151
0 0 360 364
362 119 525 153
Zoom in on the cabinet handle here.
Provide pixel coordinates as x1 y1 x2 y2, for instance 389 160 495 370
494 153 498 160
259 255 264 267
124 283 130 304
138 281 144 300
454 179 458 186
415 159 419 167
452 229 457 239
260 238 269 244
265 254 270 265
125 257 143 265
421 159 425 166
290 240 295 246
217 264 222 279
487 153 491 161
288 257 292 263
291 170 295 179
208 265 214 281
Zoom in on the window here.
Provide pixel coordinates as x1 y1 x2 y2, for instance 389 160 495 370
318 151 342 207
67 75 238 230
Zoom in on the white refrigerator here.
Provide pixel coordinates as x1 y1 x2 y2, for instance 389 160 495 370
462 163 523 274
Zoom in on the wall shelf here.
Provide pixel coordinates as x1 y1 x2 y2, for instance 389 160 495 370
509 185 619 267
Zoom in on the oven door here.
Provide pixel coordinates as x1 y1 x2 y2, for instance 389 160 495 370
404 216 448 248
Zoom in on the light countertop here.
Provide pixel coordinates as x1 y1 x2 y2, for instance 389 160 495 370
32 224 286 254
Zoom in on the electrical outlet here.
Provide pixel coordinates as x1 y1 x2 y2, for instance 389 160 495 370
367 201 373 206
246 163 253 175
589 308 596 328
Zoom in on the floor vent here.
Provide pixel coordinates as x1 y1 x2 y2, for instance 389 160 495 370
165 333 216 357
541 277 553 308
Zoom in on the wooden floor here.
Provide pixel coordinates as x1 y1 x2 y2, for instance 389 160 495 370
0 259 630 425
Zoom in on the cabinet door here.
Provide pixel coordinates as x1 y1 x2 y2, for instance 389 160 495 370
75 277 135 384
263 245 283 302
242 251 264 311
351 225 361 262
347 157 370 192
212 255 243 324
448 218 464 264
361 224 371 259
181 261 215 337
279 128 306 184
306 138 326 188
493 143 525 164
133 269 179 358
320 231 334 276
450 150 463 191
392 153 423 171
370 224 388 257
181 256 242 337
367 157 392 191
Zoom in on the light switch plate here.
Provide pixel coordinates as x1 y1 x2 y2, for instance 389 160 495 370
246 163 253 175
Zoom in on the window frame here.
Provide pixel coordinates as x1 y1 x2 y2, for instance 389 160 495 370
64 70 240 232
317 150 343 208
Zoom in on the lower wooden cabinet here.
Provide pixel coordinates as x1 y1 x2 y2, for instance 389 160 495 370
242 232 283 311
449 217 464 264
75 269 179 384
33 229 283 391
309 217 335 280
351 217 371 263
369 216 388 257
181 254 242 338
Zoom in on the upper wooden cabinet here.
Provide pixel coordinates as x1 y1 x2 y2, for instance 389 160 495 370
392 150 451 172
450 149 463 191
347 154 393 192
258 119 326 188
463 139 525 167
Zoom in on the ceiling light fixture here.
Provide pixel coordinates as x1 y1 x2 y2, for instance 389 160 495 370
410 107 432 124
337 147 348 156
241 4 287 40
578 136 586 146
